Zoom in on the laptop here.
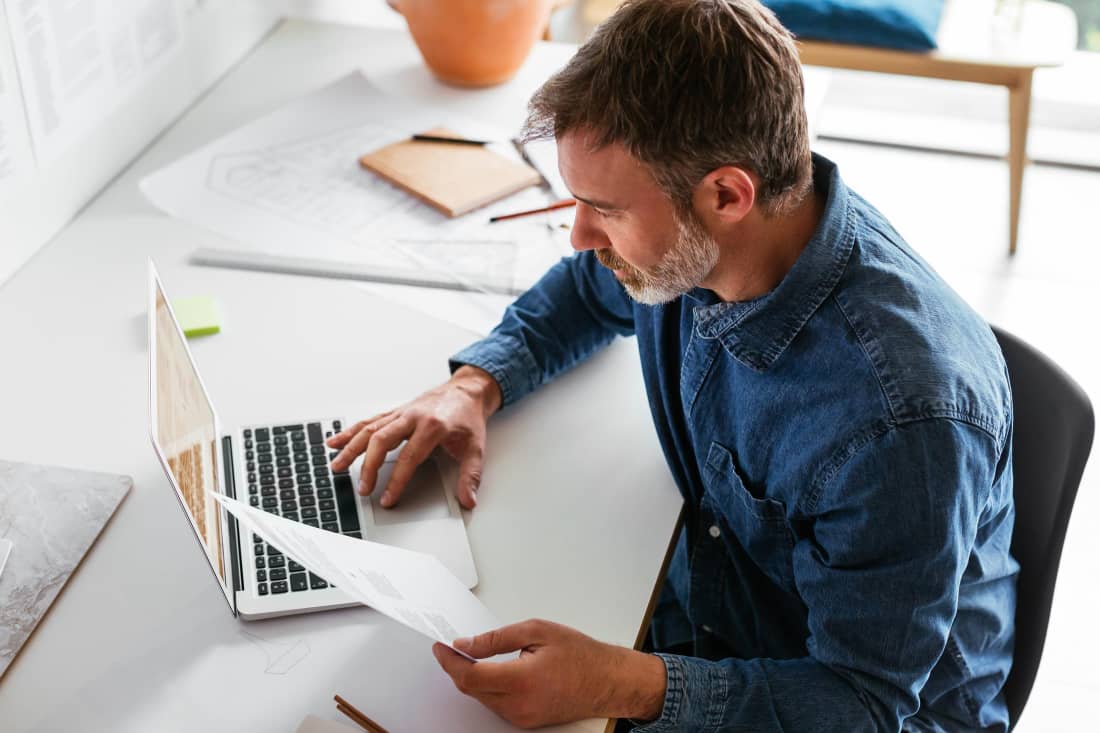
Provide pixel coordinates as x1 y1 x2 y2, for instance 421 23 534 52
147 261 477 620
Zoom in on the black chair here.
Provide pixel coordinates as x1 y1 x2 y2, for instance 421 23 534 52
992 327 1095 729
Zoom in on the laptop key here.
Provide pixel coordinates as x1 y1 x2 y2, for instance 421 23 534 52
315 477 332 489
245 438 253 450
310 445 325 456
269 568 287 581
253 534 263 543
281 500 298 512
291 430 306 442
344 531 362 539
304 518 320 527
274 435 288 447
292 441 307 453
312 455 327 467
256 557 266 569
271 581 288 594
248 484 258 496
319 499 335 511
258 582 268 596
261 486 276 497
313 467 329 478
295 462 311 475
321 510 338 523
254 543 264 556
277 467 292 478
244 429 252 438
255 428 269 441
260 474 276 486
249 496 259 507
259 464 274 475
299 485 314 496
294 451 309 463
290 573 308 592
275 446 290 457
269 555 286 568
300 495 316 507
257 442 272 453
256 569 267 582
279 489 296 501
262 497 277 509
276 456 291 468
281 424 304 432
322 522 339 532
334 474 360 531
283 512 300 523
278 478 294 489
333 420 342 431
307 423 324 444
289 560 304 573
273 426 286 436
302 507 318 520
317 487 334 499
309 573 328 590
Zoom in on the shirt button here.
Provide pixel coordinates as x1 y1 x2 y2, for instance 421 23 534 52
708 525 721 538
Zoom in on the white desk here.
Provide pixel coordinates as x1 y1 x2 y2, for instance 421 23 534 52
0 21 682 733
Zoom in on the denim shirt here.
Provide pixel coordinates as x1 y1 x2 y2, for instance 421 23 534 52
450 154 1017 732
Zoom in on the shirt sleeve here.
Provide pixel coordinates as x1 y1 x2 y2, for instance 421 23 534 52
634 417 1007 732
449 250 635 406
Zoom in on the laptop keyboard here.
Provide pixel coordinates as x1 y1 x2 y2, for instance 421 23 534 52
242 420 361 596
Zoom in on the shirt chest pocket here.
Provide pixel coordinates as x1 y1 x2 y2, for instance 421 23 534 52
703 441 797 592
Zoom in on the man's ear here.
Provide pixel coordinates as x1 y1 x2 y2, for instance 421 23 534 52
693 166 756 224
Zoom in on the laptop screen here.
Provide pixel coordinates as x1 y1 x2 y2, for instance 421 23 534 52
149 267 231 606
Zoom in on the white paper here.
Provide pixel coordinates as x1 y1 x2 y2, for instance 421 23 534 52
3 0 186 164
141 72 574 296
294 715 360 733
0 9 34 192
0 538 11 579
212 493 502 660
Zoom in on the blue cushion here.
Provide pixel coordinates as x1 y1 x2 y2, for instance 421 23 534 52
762 0 946 51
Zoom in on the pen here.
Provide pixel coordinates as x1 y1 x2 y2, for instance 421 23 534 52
411 133 490 146
335 694 390 733
489 198 577 223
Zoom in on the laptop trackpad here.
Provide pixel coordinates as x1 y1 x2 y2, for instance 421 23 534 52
362 459 451 526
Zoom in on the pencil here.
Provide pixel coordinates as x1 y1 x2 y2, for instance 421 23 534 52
411 133 489 146
489 198 577 223
335 694 391 733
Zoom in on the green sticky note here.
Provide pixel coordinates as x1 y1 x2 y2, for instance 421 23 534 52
171 296 222 338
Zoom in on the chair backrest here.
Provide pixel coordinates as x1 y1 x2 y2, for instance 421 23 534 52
992 327 1094 729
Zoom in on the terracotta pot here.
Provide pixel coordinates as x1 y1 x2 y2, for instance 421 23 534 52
389 0 554 87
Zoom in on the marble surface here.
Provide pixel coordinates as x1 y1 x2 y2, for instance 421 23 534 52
0 460 131 678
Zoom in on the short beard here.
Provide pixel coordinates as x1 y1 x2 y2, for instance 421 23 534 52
596 211 719 305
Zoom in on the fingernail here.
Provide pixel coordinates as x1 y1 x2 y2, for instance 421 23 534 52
453 637 471 649
469 491 477 507
380 492 392 507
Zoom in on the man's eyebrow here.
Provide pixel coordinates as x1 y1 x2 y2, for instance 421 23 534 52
573 194 625 211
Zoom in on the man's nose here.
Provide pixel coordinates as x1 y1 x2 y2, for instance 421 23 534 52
570 204 609 252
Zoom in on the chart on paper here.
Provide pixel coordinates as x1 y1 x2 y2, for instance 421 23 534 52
3 0 187 164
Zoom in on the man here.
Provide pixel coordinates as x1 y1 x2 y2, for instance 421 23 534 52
327 1 1018 730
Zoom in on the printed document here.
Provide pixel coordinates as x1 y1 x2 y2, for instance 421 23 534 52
213 493 502 659
3 0 185 163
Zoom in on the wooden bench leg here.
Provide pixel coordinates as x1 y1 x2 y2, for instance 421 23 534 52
1008 69 1033 256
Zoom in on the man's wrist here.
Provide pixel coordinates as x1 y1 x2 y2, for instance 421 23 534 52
452 365 503 416
604 647 667 723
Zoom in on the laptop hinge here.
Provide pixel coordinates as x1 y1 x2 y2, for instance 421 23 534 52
222 434 243 617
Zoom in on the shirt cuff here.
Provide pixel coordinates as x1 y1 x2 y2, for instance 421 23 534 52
449 333 542 408
630 654 728 732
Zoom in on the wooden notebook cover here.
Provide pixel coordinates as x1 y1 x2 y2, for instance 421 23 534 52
359 127 541 217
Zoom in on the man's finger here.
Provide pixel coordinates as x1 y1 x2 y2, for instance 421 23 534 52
332 414 399 474
432 644 518 695
358 416 412 497
381 423 446 507
452 620 545 660
326 411 393 449
456 449 484 509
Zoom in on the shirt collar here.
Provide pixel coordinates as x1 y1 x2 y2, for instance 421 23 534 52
690 153 855 372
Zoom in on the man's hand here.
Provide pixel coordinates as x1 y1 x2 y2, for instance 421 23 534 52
432 619 667 729
327 366 502 509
